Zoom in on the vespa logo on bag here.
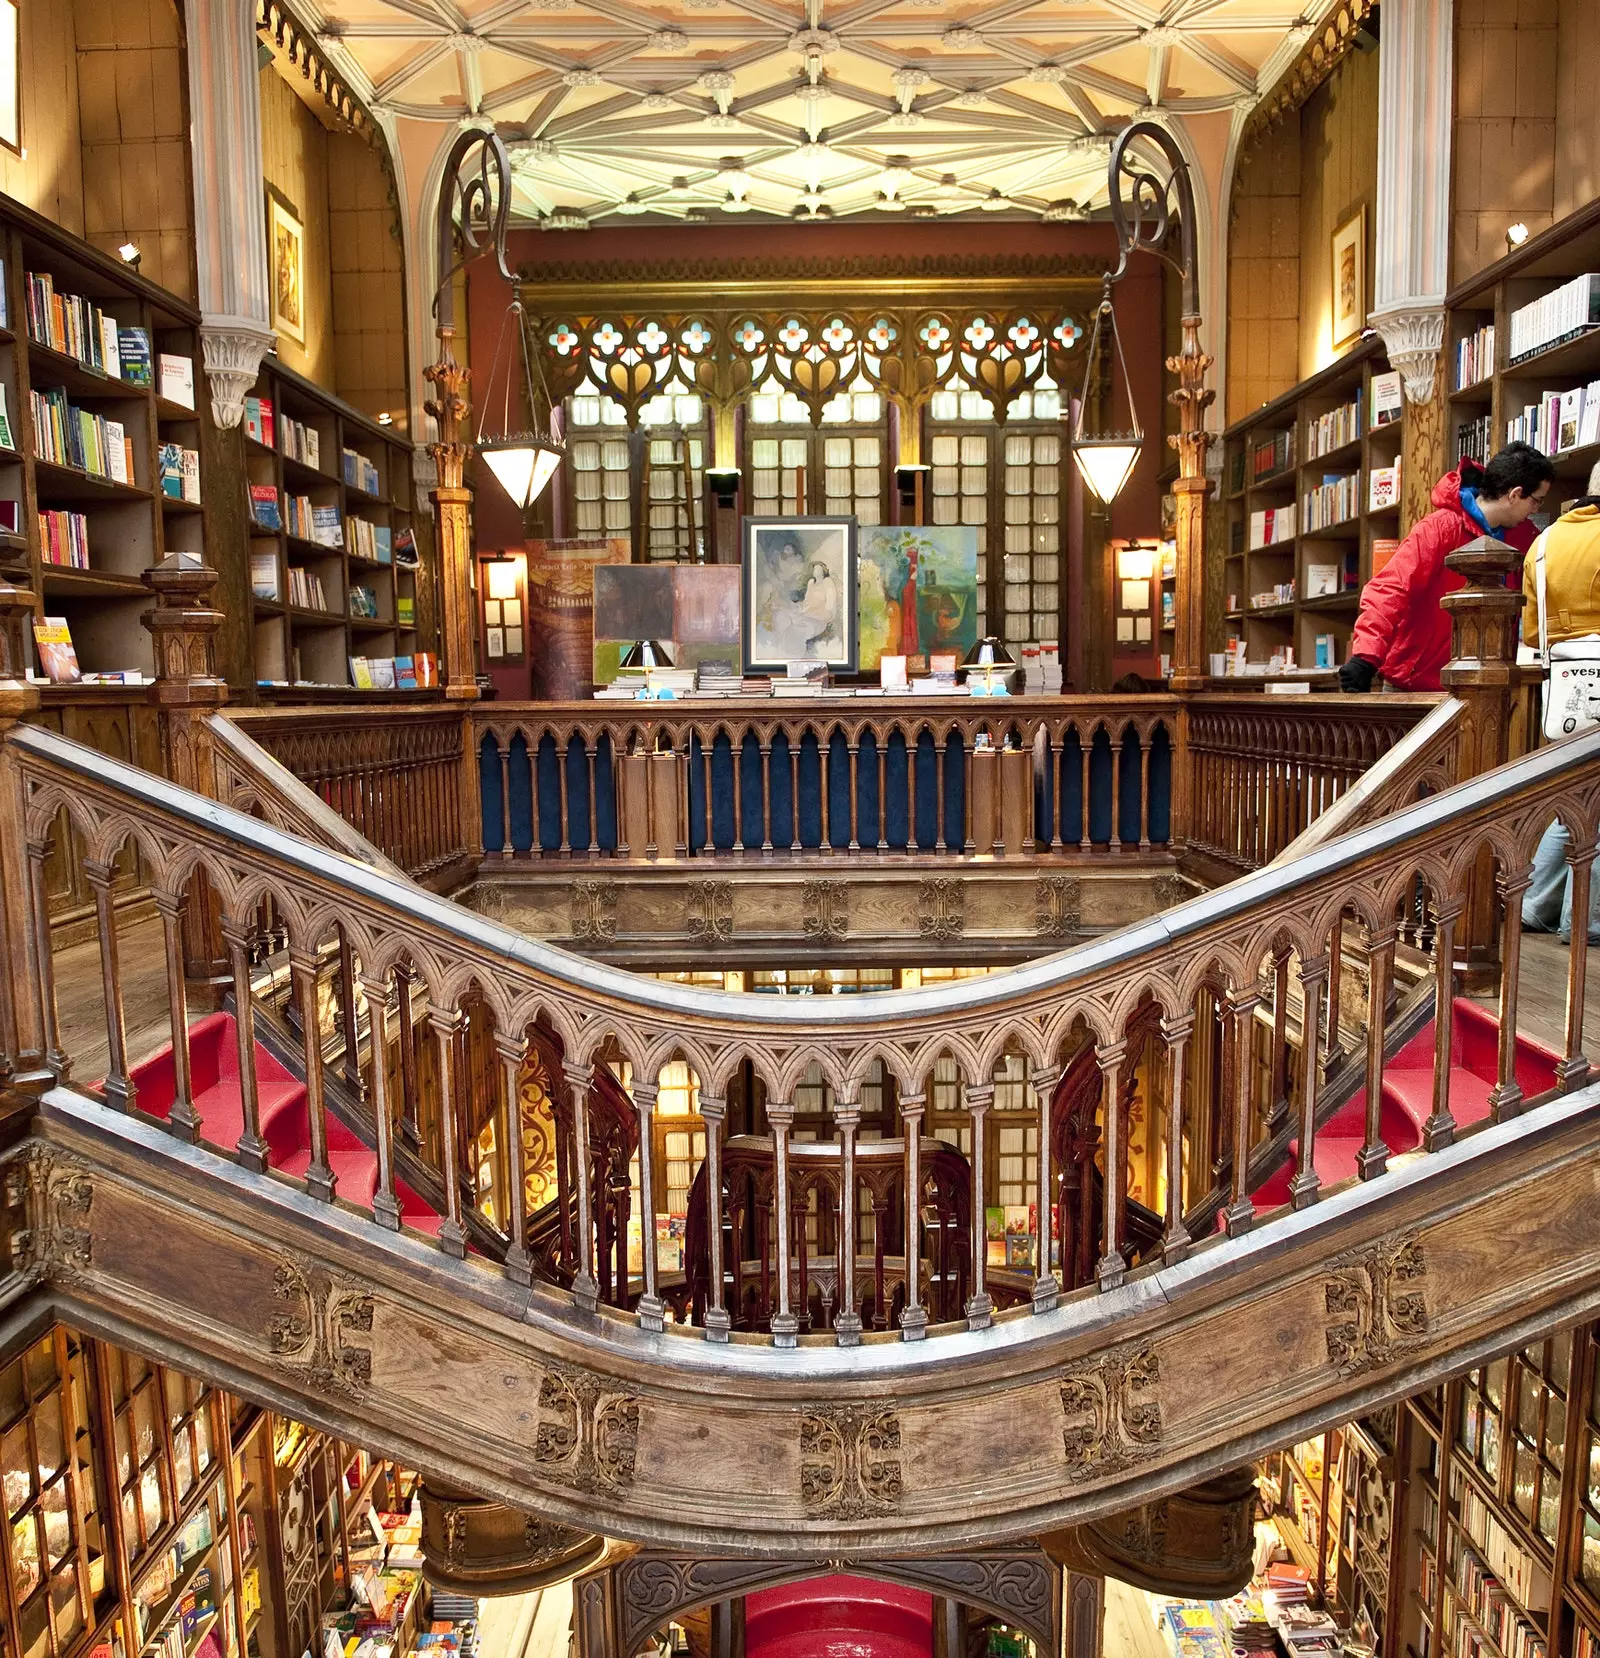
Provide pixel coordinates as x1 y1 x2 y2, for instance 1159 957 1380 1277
1550 652 1600 736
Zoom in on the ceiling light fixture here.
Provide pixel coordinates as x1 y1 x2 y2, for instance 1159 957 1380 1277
981 188 1009 212
476 299 565 511
617 193 647 214
1071 283 1142 504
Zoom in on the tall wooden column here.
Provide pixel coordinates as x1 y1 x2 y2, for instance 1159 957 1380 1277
143 552 228 985
1167 314 1215 691
1440 535 1524 986
0 584 44 1098
425 337 481 703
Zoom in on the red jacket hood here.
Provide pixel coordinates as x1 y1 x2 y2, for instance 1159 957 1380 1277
1431 462 1481 516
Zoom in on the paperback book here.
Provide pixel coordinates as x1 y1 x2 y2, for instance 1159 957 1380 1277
31 616 80 683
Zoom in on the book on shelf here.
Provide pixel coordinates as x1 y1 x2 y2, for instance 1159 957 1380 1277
287 567 329 610
349 584 379 620
1372 537 1400 576
282 416 321 470
249 484 282 530
1458 413 1494 465
243 395 275 448
249 550 279 600
1306 561 1342 598
38 509 89 569
311 504 343 548
1314 633 1339 669
1248 504 1297 549
31 616 80 682
0 382 12 452
414 651 438 688
157 353 195 410
394 655 417 690
1302 473 1360 532
29 387 137 484
1251 429 1295 479
396 595 414 627
1509 272 1600 362
349 656 374 690
369 656 396 689
1370 461 1402 511
1372 370 1403 425
117 327 152 387
1505 379 1600 456
393 526 418 568
342 447 381 495
1456 324 1496 389
0 501 19 534
25 270 124 375
1306 390 1362 459
158 443 200 501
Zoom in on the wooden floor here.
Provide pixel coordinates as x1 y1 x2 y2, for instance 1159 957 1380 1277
1104 1576 1170 1658
52 915 173 1088
1469 930 1600 1057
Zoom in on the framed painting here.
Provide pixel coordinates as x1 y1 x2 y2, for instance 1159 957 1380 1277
856 525 979 672
0 1 20 157
741 516 857 674
267 189 306 347
1330 207 1367 352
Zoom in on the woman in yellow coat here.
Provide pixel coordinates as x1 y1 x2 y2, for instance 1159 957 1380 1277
1522 462 1600 942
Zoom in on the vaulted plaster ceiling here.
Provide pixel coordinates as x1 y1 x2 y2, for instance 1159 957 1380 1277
301 0 1325 226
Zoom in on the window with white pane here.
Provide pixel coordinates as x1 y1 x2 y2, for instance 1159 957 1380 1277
624 1060 704 1279
567 380 631 540
928 384 994 637
1001 425 1062 645
639 385 708 562
745 378 885 524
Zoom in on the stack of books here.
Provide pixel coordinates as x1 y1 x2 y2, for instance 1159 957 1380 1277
343 447 381 495
694 661 741 695
347 517 392 562
1252 429 1295 478
30 387 134 483
1302 472 1360 532
38 509 88 568
243 395 276 447
24 270 127 376
1504 380 1600 455
1306 391 1362 459
773 661 829 697
287 568 330 610
1456 324 1497 388
1509 273 1600 362
282 416 321 470
350 653 436 689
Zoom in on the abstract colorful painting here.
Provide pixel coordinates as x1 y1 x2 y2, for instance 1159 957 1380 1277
857 526 980 672
592 563 744 683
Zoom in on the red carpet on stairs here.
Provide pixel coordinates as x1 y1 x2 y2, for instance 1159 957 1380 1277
127 1013 444 1235
1252 1000 1561 1210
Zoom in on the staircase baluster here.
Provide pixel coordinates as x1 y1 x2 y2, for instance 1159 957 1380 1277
1359 927 1397 1176
964 1082 995 1326
155 886 200 1142
833 1098 861 1345
1424 897 1464 1148
363 973 401 1231
586 741 600 856
1079 740 1092 852
876 737 888 854
633 1080 665 1332
1289 952 1329 1210
337 931 363 1097
819 733 832 854
761 741 774 854
1049 737 1064 852
500 739 514 860
1323 917 1345 1072
1490 871 1532 1118
906 733 917 853
1267 946 1292 1133
84 859 134 1112
290 944 335 1200
427 1003 468 1255
557 736 571 857
1094 1046 1127 1288
699 1094 731 1341
898 1092 927 1341
1110 734 1123 851
1139 737 1153 851
847 742 861 852
395 967 421 1150
25 837 66 1080
1161 1013 1194 1256
734 736 748 856
1222 984 1260 1235
1560 844 1595 1091
528 729 542 858
562 1060 601 1310
767 1099 798 1347
788 734 801 854
496 1032 533 1283
1031 1063 1062 1311
221 917 265 1173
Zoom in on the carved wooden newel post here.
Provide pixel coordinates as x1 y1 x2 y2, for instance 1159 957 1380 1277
143 550 228 985
1440 535 1524 986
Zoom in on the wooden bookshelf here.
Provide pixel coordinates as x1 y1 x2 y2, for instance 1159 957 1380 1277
243 357 428 696
0 192 209 680
1445 198 1600 499
1221 336 1405 673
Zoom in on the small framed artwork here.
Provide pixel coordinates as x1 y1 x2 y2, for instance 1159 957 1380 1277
486 627 505 659
1330 207 1367 351
741 515 857 674
267 188 306 347
0 1 20 156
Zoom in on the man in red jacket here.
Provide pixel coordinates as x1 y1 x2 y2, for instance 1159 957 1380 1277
1339 443 1555 692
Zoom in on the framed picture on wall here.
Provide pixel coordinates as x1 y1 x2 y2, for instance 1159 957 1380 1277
741 515 857 674
267 189 306 347
1330 207 1367 351
0 1 20 156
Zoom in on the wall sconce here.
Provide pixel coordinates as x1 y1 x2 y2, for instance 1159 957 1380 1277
117 243 141 270
1505 222 1530 252
484 556 521 602
1116 543 1155 582
706 468 740 508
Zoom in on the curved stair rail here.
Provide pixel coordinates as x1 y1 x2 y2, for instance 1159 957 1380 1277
4 714 1598 1331
5 721 1600 1549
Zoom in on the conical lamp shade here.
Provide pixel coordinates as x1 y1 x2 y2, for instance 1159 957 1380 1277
1072 438 1142 504
481 437 564 509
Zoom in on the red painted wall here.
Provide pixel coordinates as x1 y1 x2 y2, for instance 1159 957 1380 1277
465 221 1167 698
745 1574 934 1658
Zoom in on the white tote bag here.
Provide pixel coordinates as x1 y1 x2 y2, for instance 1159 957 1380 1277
1533 530 1600 739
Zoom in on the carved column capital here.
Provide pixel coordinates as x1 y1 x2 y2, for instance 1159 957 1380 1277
200 323 277 431
1369 302 1446 407
561 1059 594 1096
697 1092 727 1123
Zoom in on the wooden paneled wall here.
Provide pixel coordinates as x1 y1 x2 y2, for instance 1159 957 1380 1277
75 0 192 299
0 0 191 298
1226 119 1301 423
259 66 336 388
328 131 409 432
1453 0 1598 284
1296 46 1379 383
1225 46 1378 425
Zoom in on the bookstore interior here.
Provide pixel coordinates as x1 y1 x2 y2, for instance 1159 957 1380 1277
7 1 1600 1658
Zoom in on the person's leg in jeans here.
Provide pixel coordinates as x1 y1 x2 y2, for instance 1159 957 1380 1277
1523 820 1571 934
1559 822 1600 944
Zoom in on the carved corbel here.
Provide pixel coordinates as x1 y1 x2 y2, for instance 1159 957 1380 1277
1368 303 1446 406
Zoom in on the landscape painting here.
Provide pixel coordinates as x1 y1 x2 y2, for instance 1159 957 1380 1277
857 525 980 673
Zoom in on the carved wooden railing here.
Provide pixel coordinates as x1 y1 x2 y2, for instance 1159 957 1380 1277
225 706 473 886
4 711 1594 1356
217 693 1439 880
1184 693 1445 873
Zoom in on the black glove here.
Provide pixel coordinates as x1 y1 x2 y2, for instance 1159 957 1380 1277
1338 656 1378 693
